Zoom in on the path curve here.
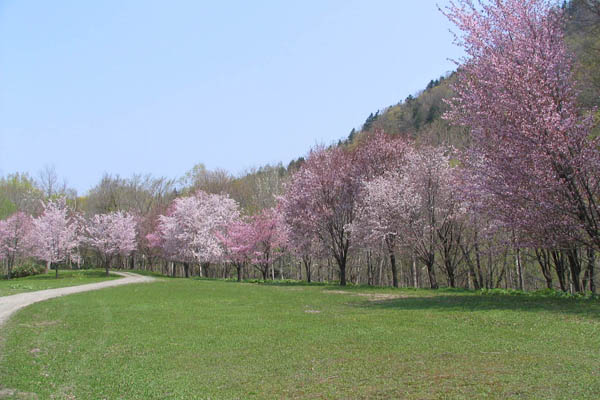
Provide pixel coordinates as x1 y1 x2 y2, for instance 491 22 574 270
0 272 155 327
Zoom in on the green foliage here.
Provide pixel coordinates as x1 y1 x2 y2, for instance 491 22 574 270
0 197 17 220
350 74 470 149
0 172 42 215
1 280 599 399
8 261 46 279
361 111 380 132
479 287 599 300
565 0 600 111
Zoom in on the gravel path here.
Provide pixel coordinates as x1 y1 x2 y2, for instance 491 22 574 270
0 272 155 327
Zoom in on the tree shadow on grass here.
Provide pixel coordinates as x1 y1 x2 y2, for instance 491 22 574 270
208 278 332 288
354 293 600 321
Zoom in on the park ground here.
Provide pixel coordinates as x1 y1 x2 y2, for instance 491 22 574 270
0 270 119 297
0 275 599 399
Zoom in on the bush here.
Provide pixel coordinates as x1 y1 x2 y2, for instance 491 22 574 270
478 287 598 300
9 261 46 279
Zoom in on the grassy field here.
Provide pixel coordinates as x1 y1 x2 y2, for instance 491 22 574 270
0 279 599 399
0 269 120 297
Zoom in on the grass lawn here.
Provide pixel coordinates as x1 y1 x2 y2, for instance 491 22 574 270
0 279 599 399
0 269 120 297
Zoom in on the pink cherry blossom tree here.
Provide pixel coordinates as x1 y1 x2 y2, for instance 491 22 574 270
402 147 464 288
0 212 33 279
351 146 463 288
86 211 137 276
280 145 359 286
217 219 255 281
248 207 288 280
349 169 421 287
443 0 600 292
151 190 240 277
284 228 324 283
281 132 412 286
29 198 80 278
349 132 414 287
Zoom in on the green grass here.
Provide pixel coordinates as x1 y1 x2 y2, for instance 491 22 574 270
1 280 599 399
0 269 120 297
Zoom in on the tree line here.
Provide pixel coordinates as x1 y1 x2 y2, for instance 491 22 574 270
1 0 599 295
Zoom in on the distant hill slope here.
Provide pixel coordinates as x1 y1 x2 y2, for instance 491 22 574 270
352 73 468 148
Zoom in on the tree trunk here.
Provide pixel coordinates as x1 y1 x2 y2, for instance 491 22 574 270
183 262 190 278
412 251 419 288
515 247 524 291
378 256 384 286
236 263 243 282
104 257 111 277
365 252 373 286
54 262 58 279
7 257 13 280
535 249 553 290
566 248 583 293
340 266 346 286
261 266 268 281
201 262 210 278
551 250 568 292
303 256 312 283
172 262 177 278
426 261 438 289
475 240 484 289
465 253 480 290
445 259 456 288
389 251 399 288
588 248 596 294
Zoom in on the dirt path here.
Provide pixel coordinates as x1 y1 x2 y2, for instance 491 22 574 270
0 272 155 327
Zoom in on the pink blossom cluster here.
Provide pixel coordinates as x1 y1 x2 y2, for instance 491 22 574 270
149 190 240 266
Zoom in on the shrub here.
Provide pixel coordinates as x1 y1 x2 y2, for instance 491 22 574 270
479 287 598 300
9 261 46 279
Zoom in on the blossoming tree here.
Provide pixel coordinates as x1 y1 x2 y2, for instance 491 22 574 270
29 199 80 278
86 211 137 276
151 190 240 277
443 0 600 292
0 211 33 279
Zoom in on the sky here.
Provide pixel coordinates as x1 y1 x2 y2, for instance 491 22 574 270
0 0 464 194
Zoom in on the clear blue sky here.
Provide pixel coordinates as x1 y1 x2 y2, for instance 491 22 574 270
0 0 463 194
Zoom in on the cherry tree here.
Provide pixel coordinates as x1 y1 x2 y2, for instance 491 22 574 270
443 0 600 292
280 146 359 285
351 130 413 181
218 219 255 281
86 211 137 276
403 147 464 288
151 190 240 277
0 212 33 279
351 145 463 288
281 133 411 286
350 169 421 287
350 132 414 287
284 228 324 283
29 199 80 278
249 207 288 280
